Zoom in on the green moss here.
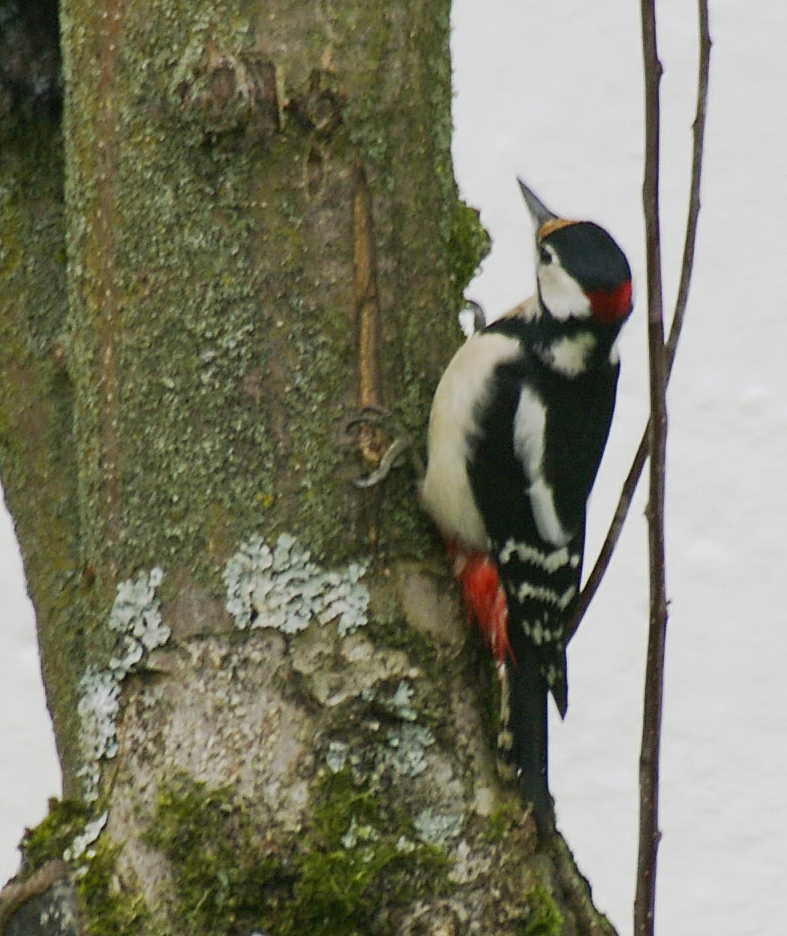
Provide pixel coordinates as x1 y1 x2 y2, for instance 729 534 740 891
281 768 450 936
482 799 527 844
20 797 93 870
447 200 492 312
143 777 289 935
76 837 151 936
0 122 88 791
472 804 563 936
144 770 450 936
20 799 148 936
521 883 564 936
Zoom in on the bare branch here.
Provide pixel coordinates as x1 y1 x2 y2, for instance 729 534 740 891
635 0 668 929
565 0 711 643
668 0 711 369
634 1 712 933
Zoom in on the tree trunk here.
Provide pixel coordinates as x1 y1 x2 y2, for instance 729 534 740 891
0 2 616 934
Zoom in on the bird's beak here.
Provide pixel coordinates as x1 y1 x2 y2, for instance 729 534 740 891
517 178 557 227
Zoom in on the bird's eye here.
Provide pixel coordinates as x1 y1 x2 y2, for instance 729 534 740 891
539 246 552 265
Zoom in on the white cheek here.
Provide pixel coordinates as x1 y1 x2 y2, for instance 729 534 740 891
537 264 591 321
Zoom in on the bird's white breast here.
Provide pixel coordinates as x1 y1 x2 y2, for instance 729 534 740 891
421 331 522 551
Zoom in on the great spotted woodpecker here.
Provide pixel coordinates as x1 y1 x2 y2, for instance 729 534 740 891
421 180 633 834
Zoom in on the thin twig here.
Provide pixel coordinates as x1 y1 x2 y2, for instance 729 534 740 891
636 12 710 931
669 0 711 367
565 0 711 643
634 0 668 930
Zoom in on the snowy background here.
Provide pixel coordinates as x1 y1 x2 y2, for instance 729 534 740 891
2 1 786 934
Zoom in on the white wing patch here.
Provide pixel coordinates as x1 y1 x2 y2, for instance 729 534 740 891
528 479 572 547
512 388 571 547
512 386 545 477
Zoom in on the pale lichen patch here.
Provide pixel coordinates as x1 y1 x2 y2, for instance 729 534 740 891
77 568 168 803
62 812 108 866
386 723 435 778
413 808 463 848
223 532 370 635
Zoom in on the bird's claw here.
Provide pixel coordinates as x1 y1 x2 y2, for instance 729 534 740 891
352 436 411 488
346 406 422 488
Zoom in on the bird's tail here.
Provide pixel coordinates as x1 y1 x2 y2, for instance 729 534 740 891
450 544 554 835
497 653 554 837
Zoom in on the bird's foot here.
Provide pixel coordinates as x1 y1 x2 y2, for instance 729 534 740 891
345 405 422 488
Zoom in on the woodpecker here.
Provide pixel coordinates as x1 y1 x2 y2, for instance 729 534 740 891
421 179 632 835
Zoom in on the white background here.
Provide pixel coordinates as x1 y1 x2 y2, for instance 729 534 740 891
2 2 786 934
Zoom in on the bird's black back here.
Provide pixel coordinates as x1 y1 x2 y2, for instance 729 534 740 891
466 316 620 714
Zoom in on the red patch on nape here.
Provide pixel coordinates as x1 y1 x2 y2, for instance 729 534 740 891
448 544 512 663
587 279 632 324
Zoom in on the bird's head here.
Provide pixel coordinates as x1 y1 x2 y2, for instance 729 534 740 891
518 178 633 327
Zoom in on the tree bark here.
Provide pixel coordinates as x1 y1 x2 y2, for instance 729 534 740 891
0 2 617 933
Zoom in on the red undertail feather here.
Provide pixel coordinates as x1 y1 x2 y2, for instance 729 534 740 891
448 544 512 663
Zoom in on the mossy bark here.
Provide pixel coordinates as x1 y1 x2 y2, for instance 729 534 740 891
1 0 468 792
0 118 80 790
0 2 617 934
